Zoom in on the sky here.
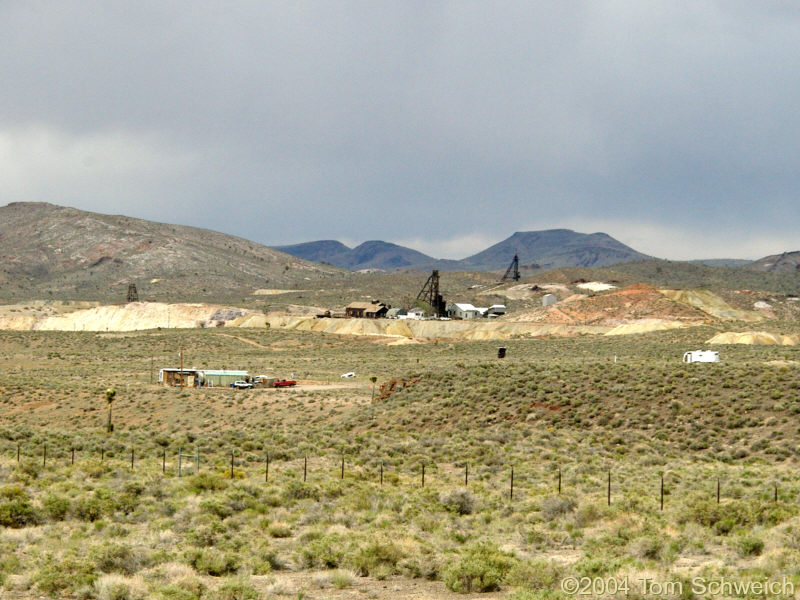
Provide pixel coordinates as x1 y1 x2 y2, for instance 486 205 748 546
2 1 799 261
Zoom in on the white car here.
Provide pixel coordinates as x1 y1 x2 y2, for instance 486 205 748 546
340 372 355 379
232 380 253 389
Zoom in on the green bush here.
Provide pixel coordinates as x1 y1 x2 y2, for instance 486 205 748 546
0 498 40 528
505 559 562 590
42 493 70 521
441 488 476 515
209 575 259 600
90 542 146 575
186 472 229 493
443 543 516 593
733 534 764 557
34 553 96 596
74 495 104 522
349 539 405 577
185 548 239 576
300 534 346 569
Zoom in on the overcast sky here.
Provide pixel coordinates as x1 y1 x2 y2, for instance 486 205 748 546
2 2 799 260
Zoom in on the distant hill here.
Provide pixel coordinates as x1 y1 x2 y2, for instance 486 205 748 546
276 229 651 272
747 251 800 273
0 202 342 302
273 240 351 264
689 259 753 267
459 230 651 271
274 240 452 270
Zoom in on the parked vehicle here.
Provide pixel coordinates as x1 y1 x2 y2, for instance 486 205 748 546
340 372 355 378
231 380 253 389
273 379 297 388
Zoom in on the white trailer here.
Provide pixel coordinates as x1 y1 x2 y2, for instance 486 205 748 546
683 350 720 363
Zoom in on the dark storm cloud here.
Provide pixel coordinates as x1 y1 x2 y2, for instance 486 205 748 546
2 1 799 259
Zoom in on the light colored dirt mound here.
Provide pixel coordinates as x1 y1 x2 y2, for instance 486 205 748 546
659 289 762 322
253 289 304 295
507 284 708 327
0 302 262 331
605 321 689 336
706 331 800 345
264 315 609 340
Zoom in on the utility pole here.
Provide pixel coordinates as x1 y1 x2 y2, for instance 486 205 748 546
179 346 184 390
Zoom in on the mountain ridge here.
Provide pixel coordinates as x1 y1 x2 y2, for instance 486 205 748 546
275 229 652 271
0 202 342 302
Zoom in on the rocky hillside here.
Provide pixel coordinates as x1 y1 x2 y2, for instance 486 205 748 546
747 251 800 273
0 202 343 302
459 230 651 270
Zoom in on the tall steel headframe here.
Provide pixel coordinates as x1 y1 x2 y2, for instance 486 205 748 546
127 283 138 302
416 270 446 317
502 254 520 282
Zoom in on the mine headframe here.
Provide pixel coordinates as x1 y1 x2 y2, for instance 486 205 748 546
127 283 139 303
416 269 446 318
502 254 520 282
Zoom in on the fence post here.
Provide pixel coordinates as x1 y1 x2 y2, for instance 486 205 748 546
607 470 611 506
774 482 778 503
558 467 562 495
510 466 514 500
101 448 105 462
380 462 383 486
162 449 166 474
230 450 234 479
660 474 664 511
17 444 20 463
465 463 468 486
178 447 182 477
716 477 720 504
303 456 307 482
131 448 134 470
265 453 269 483
71 447 75 465
43 444 47 468
341 454 344 480
421 463 425 488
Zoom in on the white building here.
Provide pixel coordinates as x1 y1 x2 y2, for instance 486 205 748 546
682 350 720 363
542 293 557 306
487 304 506 317
447 303 481 320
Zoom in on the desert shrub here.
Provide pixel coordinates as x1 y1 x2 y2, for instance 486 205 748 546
41 493 70 521
505 559 562 590
34 553 96 596
443 543 516 593
186 472 228 493
682 498 795 530
628 535 664 560
328 570 353 588
93 574 147 600
733 534 764 557
90 542 147 575
349 539 405 578
74 495 104 522
300 533 346 569
199 497 233 519
0 497 40 528
185 548 239 576
157 576 206 600
209 575 259 600
283 480 320 501
267 521 292 538
540 496 576 521
441 488 476 515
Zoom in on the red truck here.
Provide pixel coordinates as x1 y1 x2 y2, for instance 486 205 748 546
273 379 297 388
